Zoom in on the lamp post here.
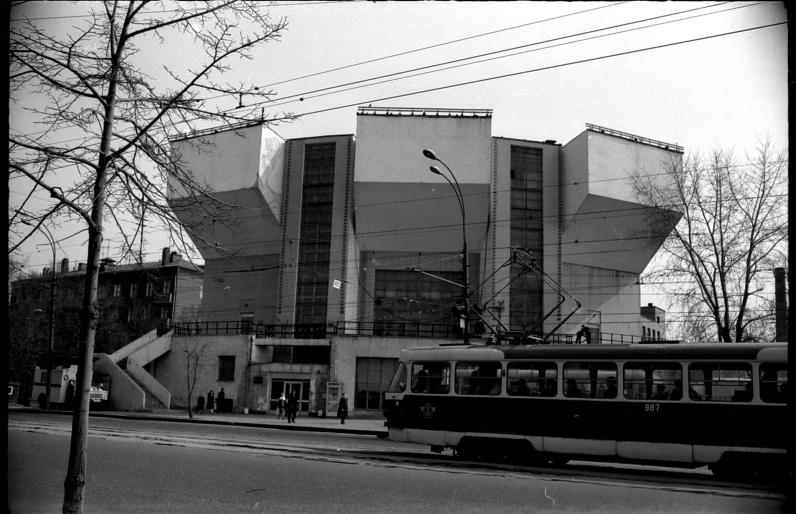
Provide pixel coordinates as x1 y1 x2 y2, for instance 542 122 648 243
422 148 469 344
23 220 56 409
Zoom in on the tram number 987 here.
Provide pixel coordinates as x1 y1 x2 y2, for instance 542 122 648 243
644 403 660 412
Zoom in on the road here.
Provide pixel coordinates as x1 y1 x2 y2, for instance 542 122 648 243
8 412 789 513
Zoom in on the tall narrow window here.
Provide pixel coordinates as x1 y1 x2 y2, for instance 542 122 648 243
509 145 543 331
295 143 335 328
130 283 138 298
113 284 121 297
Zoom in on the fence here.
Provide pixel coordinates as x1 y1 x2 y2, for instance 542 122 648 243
163 321 330 339
162 321 662 345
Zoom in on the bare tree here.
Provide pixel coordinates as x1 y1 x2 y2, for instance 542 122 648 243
174 335 213 419
9 2 290 511
633 138 788 342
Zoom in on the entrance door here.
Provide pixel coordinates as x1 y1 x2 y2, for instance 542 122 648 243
285 381 310 413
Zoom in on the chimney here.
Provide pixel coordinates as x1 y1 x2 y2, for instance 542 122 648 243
774 268 788 341
170 252 181 263
61 258 69 274
161 247 170 266
78 263 86 271
648 303 653 307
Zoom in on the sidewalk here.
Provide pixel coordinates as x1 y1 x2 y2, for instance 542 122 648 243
8 405 389 438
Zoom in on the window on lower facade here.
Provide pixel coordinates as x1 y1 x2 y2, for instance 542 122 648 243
218 356 236 381
355 357 398 410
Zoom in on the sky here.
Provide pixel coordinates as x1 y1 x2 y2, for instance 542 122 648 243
8 1 789 311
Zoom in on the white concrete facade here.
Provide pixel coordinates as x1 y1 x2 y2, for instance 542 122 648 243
157 109 683 415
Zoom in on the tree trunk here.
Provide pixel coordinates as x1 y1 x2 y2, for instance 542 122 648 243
62 35 120 513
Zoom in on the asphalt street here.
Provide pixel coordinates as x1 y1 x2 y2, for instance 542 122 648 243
8 410 789 514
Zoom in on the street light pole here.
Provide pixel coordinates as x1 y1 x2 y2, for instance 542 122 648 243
22 220 57 409
423 149 469 344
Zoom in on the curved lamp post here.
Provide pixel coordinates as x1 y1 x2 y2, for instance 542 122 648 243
423 149 469 344
22 220 57 409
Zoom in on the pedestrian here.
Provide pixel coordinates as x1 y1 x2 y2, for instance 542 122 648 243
276 392 286 420
575 325 591 344
196 393 205 414
287 392 298 423
217 388 226 414
207 390 215 414
337 393 349 424
65 380 76 408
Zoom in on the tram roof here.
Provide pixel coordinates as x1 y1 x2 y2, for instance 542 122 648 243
400 342 787 362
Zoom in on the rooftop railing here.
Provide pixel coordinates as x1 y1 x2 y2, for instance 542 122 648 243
163 320 664 345
357 106 492 117
586 123 684 153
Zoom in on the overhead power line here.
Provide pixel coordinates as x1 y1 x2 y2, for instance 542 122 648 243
291 21 787 119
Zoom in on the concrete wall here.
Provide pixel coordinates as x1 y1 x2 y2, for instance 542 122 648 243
173 270 203 322
169 124 284 202
126 358 171 409
201 256 280 323
330 335 447 415
354 114 492 185
559 262 641 338
127 331 173 366
153 335 251 412
110 328 160 363
93 354 146 412
354 114 491 256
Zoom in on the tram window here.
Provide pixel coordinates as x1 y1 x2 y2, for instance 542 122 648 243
563 362 617 399
506 362 557 397
759 364 787 404
411 362 450 394
688 363 752 402
623 362 682 400
455 362 502 395
387 362 408 393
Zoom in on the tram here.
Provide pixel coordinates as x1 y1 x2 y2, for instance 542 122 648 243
383 342 788 477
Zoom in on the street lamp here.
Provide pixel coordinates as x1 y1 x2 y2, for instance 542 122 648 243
423 148 470 344
22 220 57 409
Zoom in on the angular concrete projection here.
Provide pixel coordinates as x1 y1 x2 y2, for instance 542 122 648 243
354 110 492 253
168 124 286 258
561 128 683 274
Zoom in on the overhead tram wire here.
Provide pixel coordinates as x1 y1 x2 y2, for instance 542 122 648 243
291 21 787 119
258 2 736 109
257 2 630 90
265 2 759 110
9 2 630 141
9 2 761 145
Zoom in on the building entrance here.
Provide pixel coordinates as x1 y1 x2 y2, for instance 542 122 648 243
270 379 310 413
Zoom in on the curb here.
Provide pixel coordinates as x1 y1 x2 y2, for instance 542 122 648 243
8 406 389 438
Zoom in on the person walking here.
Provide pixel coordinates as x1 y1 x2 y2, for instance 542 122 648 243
286 392 298 423
65 380 76 409
337 393 349 424
206 390 215 414
217 388 226 414
276 392 287 420
196 393 205 414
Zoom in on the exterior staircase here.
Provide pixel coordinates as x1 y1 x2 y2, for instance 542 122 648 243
93 328 174 412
